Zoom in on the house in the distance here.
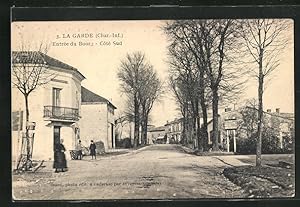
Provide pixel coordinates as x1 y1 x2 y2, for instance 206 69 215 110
12 51 85 161
148 125 166 144
165 118 183 144
265 108 294 150
79 87 117 151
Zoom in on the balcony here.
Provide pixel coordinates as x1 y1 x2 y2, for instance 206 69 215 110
44 106 79 122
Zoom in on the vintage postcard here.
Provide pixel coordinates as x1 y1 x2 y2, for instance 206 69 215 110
11 18 294 200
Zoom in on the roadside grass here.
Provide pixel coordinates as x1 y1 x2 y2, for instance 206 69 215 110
223 154 295 198
235 154 294 165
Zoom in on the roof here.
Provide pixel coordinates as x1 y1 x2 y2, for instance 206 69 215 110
268 112 294 121
165 117 184 126
149 126 165 132
12 51 86 80
81 86 117 109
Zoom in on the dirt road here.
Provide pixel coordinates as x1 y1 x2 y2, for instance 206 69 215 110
13 144 247 200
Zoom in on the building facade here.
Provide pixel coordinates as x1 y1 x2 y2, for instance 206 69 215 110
12 51 85 161
165 118 183 144
265 108 294 150
213 107 294 153
79 87 117 151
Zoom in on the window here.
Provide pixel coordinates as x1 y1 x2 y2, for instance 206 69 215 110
52 88 61 106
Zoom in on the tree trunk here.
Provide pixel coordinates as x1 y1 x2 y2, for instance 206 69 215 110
25 94 29 122
24 94 30 170
188 116 194 147
140 118 145 145
143 117 148 145
256 50 264 167
141 124 144 145
140 112 148 146
134 96 139 148
140 102 149 146
212 89 219 151
201 105 208 151
195 100 202 151
190 100 197 147
199 67 208 151
199 91 208 151
182 104 188 146
192 115 197 148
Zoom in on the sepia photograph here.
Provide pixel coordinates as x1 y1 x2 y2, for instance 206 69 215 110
11 18 295 200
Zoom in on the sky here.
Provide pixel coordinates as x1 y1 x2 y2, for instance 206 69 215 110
11 20 294 127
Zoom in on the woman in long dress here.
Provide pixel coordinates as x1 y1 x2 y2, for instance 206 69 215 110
53 139 67 173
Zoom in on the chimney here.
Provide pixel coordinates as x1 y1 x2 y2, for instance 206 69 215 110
276 108 280 113
267 109 271 113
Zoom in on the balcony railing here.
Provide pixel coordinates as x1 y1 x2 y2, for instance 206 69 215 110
44 106 79 121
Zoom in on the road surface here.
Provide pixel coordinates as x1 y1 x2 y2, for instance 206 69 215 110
13 144 247 200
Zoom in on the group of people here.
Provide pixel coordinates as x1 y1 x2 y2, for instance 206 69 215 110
53 139 97 173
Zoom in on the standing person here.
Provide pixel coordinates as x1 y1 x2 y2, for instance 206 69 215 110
89 140 96 160
76 140 83 160
53 139 67 173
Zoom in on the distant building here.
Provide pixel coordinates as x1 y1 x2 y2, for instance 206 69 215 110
212 107 294 153
148 126 166 144
264 108 294 149
165 118 183 144
79 86 117 151
163 106 294 153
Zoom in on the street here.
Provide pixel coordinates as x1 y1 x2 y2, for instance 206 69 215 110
13 144 251 200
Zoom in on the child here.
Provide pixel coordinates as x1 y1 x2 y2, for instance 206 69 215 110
76 140 83 160
89 140 96 160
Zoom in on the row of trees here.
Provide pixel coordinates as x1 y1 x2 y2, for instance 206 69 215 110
163 19 289 167
117 52 163 148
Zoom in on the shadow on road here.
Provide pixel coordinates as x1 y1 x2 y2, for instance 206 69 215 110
144 144 188 154
173 164 224 176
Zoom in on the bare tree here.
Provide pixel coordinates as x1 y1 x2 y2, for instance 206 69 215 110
163 20 245 151
12 44 54 170
195 19 246 151
167 48 201 148
139 69 163 145
163 20 208 151
239 19 291 167
115 112 130 143
117 52 162 148
168 76 190 146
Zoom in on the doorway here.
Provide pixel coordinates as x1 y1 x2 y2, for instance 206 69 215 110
53 126 61 152
111 123 114 148
227 129 236 152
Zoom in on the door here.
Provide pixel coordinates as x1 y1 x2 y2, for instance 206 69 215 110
53 126 61 152
111 123 114 148
228 130 235 152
